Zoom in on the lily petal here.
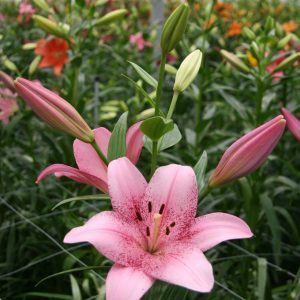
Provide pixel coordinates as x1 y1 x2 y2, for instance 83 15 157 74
190 213 253 252
106 264 154 300
126 122 144 164
108 158 147 223
281 107 300 142
142 164 198 243
64 211 147 266
73 127 111 181
146 244 214 293
36 163 108 192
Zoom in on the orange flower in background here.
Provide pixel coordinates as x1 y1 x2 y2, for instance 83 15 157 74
247 51 258 67
35 38 69 77
214 1 233 19
194 3 201 13
282 21 298 33
275 3 284 14
225 22 242 37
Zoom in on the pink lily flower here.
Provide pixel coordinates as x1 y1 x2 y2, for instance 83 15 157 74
0 71 15 92
0 14 5 22
281 107 300 142
209 115 286 187
19 1 36 23
266 50 286 79
0 88 18 125
129 32 152 51
64 157 252 299
36 124 143 193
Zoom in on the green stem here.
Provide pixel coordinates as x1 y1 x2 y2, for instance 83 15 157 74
91 140 109 165
196 81 203 148
166 91 180 119
155 53 167 116
255 78 264 126
150 141 158 177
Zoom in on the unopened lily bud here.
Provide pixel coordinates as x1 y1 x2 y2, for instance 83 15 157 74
174 49 202 92
220 50 250 73
95 9 127 26
32 15 68 38
278 34 293 49
32 0 50 12
165 64 177 75
15 78 94 143
265 16 274 32
22 42 37 50
160 3 190 54
275 22 284 37
0 71 15 91
3 58 18 72
242 27 256 40
209 115 286 188
273 53 300 72
29 56 42 75
281 108 300 142
250 42 260 60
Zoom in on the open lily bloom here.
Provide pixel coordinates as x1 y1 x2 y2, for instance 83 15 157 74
64 158 252 299
36 124 143 193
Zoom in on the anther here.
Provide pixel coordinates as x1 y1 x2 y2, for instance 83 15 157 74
136 211 142 221
148 201 152 213
170 222 176 227
159 204 165 214
166 226 170 235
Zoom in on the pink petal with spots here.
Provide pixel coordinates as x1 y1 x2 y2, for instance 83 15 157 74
73 127 111 181
108 158 147 223
144 243 214 293
106 264 154 300
141 164 198 245
36 164 108 192
189 213 253 252
64 211 148 266
126 122 144 164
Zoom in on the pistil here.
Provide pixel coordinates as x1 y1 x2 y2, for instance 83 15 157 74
148 213 162 253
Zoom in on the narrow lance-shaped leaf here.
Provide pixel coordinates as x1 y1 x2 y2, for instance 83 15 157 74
128 61 158 88
107 111 128 162
194 151 208 195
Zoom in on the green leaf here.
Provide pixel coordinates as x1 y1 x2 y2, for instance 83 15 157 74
140 117 174 141
158 124 182 151
107 112 128 162
260 194 281 265
128 61 158 88
257 258 267 300
70 275 82 300
122 74 158 111
17 292 73 299
52 194 110 210
193 151 208 194
36 266 105 286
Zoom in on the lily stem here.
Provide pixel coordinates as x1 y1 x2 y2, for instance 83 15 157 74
91 140 109 165
166 91 180 119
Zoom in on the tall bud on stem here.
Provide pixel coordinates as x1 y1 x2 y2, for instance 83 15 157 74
209 115 286 188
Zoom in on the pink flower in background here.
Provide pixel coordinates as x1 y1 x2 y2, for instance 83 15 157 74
129 32 152 51
167 53 177 64
101 34 113 44
209 115 286 187
0 88 18 125
37 124 144 193
19 1 36 22
281 108 300 142
0 14 6 22
64 157 252 299
266 50 286 79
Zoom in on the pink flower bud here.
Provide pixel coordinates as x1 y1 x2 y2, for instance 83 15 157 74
281 107 300 142
209 115 286 187
15 78 94 143
0 71 15 92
